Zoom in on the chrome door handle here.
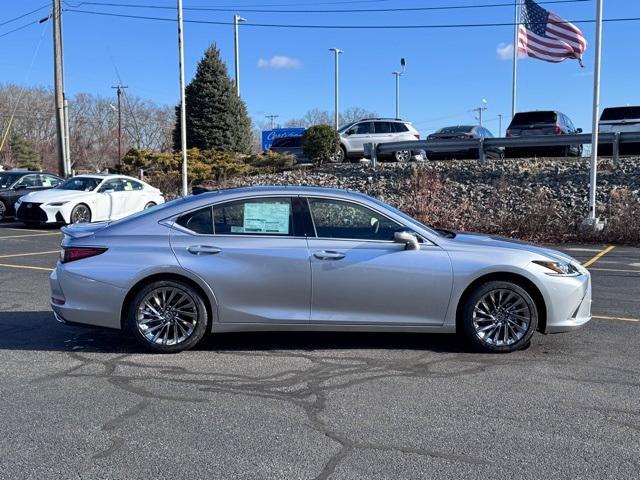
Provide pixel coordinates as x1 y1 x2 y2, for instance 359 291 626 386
313 250 345 260
187 245 221 255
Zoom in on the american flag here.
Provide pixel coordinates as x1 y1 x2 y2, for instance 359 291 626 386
518 0 587 65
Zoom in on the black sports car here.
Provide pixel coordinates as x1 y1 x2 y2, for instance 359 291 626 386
0 171 63 221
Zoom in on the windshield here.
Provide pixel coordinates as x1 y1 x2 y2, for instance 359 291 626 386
57 177 102 191
436 126 474 134
0 173 22 189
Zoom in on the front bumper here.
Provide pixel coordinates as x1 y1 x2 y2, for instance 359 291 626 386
16 201 67 224
543 273 592 334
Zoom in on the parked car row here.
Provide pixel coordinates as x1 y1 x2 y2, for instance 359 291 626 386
267 105 640 163
0 170 164 226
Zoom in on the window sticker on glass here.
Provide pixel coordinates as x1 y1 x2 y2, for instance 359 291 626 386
243 202 290 234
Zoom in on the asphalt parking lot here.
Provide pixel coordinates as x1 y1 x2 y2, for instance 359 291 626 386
0 222 638 480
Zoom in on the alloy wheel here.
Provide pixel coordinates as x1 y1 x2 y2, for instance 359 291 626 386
394 150 411 162
136 287 198 346
0 201 6 221
71 205 91 223
472 288 531 347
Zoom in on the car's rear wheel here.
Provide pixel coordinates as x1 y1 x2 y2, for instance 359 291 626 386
0 200 7 221
460 281 537 353
394 150 411 162
70 203 91 224
127 280 208 353
144 202 157 209
332 145 346 163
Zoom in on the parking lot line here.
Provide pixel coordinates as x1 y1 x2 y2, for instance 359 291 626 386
0 263 54 272
583 245 615 268
3 227 53 233
0 250 59 259
593 315 640 323
0 232 61 239
589 267 640 274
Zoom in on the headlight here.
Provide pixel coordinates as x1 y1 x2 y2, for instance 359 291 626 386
47 201 68 207
533 260 581 276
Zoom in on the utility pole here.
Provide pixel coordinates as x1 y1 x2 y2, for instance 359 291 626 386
111 85 128 166
177 0 188 197
265 114 279 130
392 58 406 119
329 48 342 130
52 0 67 177
473 99 488 126
233 15 246 97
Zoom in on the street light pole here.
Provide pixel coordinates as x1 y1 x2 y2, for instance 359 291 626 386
234 15 246 97
329 48 342 130
52 0 67 177
177 0 188 196
392 58 406 119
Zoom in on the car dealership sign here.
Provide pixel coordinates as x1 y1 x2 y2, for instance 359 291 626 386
261 128 305 151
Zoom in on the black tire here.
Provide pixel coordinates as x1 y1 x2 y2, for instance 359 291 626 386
144 202 157 209
333 145 347 163
70 203 91 224
0 200 7 222
394 150 411 162
460 280 538 353
127 280 208 353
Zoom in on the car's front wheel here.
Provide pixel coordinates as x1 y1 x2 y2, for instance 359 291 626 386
394 150 411 162
144 202 157 209
127 280 208 353
70 203 91 224
460 280 538 353
0 200 7 221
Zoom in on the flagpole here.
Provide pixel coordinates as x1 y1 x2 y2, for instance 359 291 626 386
511 0 520 119
587 0 604 223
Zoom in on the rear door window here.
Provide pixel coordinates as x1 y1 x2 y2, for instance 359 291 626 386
373 122 393 134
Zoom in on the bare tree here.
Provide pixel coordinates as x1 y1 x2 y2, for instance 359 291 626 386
283 107 377 129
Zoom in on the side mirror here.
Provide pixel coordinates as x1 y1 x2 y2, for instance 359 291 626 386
394 230 420 251
14 184 27 190
576 128 583 133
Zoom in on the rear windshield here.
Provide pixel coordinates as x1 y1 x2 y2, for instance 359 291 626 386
436 126 474 134
271 137 302 148
510 111 557 126
600 106 640 121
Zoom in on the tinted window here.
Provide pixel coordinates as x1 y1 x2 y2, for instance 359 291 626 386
308 198 401 241
510 111 557 126
374 122 393 134
176 207 213 234
16 175 41 187
58 177 101 191
348 122 372 135
213 198 293 236
392 122 409 133
436 126 475 134
0 173 23 188
98 179 124 192
600 107 640 121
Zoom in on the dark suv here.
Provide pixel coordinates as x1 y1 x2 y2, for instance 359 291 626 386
0 171 63 221
505 111 582 158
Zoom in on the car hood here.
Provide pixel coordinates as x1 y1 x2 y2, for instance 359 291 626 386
445 231 576 264
18 189 92 203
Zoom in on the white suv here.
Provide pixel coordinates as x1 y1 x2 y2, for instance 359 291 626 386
335 118 421 162
598 106 640 156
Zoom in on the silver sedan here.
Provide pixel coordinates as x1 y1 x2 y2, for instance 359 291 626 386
50 186 591 353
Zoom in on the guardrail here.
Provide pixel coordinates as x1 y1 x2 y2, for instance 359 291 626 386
364 131 640 165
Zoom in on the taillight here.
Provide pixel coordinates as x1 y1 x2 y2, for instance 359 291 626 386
414 134 420 140
61 246 107 263
554 125 562 134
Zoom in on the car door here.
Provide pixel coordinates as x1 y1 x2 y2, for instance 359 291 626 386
120 179 146 216
96 179 127 220
169 196 312 324
344 121 373 154
10 174 43 206
372 121 394 143
305 197 453 325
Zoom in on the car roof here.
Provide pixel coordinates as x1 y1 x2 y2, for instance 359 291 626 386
73 174 143 182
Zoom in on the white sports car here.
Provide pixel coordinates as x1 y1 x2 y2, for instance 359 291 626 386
15 174 164 225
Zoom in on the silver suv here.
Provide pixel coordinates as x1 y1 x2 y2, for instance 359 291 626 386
598 106 640 156
335 118 421 162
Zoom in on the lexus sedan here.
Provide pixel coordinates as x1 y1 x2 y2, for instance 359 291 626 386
50 186 591 353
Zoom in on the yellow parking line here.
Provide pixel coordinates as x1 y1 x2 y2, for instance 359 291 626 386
583 245 615 268
0 263 54 272
0 232 61 239
593 315 640 323
0 250 59 259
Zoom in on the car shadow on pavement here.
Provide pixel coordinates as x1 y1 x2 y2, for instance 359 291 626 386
0 311 465 354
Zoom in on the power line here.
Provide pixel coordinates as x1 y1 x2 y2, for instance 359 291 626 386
0 4 49 27
63 0 593 15
0 16 50 39
63 8 640 29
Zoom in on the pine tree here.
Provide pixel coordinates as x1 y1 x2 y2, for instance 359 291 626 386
173 44 252 153
9 134 41 170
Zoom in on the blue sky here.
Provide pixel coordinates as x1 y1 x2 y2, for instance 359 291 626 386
1 0 639 136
